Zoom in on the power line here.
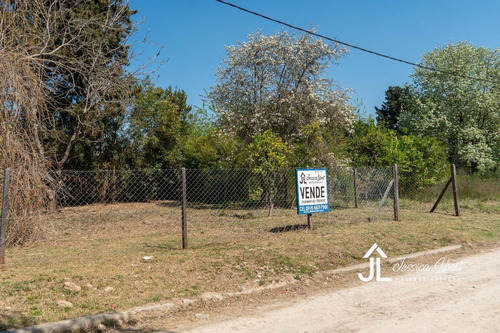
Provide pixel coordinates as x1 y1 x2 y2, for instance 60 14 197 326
215 0 497 85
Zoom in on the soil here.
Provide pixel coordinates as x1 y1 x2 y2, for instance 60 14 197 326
110 246 500 332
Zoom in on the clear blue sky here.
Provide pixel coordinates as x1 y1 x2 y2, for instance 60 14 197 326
128 0 499 117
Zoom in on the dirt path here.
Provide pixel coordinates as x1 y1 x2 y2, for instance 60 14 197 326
184 248 500 333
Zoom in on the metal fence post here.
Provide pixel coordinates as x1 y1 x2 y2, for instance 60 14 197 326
353 167 358 208
451 164 460 216
0 168 11 268
392 164 400 221
181 168 188 249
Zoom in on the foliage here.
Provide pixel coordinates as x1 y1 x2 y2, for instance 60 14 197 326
375 86 410 132
350 118 392 167
2 0 136 170
0 0 137 244
126 80 192 169
383 134 448 187
246 130 291 215
349 118 448 186
399 42 500 173
209 29 354 148
286 121 349 168
247 130 290 173
180 130 244 169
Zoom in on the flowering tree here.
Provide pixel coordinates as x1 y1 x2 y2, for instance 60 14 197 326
209 30 354 147
399 42 500 173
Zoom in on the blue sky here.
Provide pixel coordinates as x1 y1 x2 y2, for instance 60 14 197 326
128 0 499 117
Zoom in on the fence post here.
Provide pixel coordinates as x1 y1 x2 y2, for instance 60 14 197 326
392 164 400 221
181 168 188 249
353 168 358 209
451 164 460 216
0 168 11 269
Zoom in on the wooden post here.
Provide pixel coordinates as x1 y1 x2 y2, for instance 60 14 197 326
451 164 460 216
353 168 358 209
307 214 312 230
430 178 452 213
372 179 394 222
0 168 11 268
181 168 188 249
392 164 400 221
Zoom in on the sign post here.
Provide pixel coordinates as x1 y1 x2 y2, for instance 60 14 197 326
296 169 329 229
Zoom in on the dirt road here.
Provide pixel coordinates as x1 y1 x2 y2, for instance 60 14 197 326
184 248 500 333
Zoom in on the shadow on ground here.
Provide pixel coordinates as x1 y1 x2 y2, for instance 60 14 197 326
0 312 37 331
269 224 308 233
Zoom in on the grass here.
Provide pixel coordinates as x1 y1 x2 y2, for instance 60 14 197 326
0 197 499 329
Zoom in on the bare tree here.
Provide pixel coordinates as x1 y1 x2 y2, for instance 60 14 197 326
0 0 138 244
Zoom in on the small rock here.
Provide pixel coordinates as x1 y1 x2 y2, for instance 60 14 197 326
104 287 114 292
63 281 81 292
195 313 209 320
57 300 73 308
201 292 224 301
142 256 154 262
96 323 107 332
84 283 94 290
182 298 194 305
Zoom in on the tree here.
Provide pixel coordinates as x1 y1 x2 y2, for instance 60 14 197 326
399 42 500 173
209 30 354 152
180 129 244 169
382 134 448 188
2 0 137 170
349 118 448 187
246 130 290 216
375 86 410 132
126 80 192 169
349 118 392 167
0 0 137 244
247 130 290 173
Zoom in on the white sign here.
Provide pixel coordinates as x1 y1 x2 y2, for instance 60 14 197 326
296 168 329 215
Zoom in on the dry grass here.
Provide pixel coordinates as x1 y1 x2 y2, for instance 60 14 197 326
0 198 499 329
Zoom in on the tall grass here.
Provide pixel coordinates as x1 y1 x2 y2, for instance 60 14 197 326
400 172 500 202
456 173 500 201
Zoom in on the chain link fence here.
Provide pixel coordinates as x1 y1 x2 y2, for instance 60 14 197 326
56 169 181 207
1 165 472 250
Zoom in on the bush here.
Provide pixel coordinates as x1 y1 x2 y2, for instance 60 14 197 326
350 119 448 188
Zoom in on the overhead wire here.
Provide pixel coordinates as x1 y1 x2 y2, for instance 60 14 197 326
216 0 498 85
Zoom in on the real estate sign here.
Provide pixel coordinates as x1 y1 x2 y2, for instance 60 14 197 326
296 168 329 215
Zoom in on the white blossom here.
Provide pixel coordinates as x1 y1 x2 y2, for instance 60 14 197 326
209 29 354 143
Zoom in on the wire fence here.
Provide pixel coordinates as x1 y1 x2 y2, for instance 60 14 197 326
0 165 472 251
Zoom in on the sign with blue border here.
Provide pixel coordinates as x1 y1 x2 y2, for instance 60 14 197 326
296 168 329 215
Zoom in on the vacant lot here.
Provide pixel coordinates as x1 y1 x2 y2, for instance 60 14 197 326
0 198 499 329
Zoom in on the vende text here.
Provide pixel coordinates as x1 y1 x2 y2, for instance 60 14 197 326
300 186 325 199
